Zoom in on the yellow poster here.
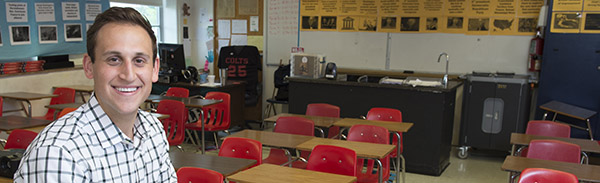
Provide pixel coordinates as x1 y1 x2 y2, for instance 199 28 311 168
379 16 400 32
469 0 495 16
301 0 320 15
466 17 491 35
380 0 401 15
358 16 378 32
584 0 600 11
581 13 600 33
490 17 517 35
359 0 380 15
400 17 421 32
400 0 422 16
338 16 359 32
550 12 581 33
320 0 340 15
319 16 339 31
301 15 320 31
340 0 360 15
493 0 517 16
444 16 467 33
247 36 264 51
552 0 583 11
422 0 445 16
515 17 538 35
420 16 442 32
518 0 544 16
444 0 469 16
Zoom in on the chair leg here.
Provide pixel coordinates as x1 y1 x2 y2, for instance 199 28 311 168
177 145 184 152
213 132 219 149
586 119 594 140
400 154 406 183
185 129 197 146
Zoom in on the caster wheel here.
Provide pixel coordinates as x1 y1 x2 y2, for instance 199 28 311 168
457 147 469 159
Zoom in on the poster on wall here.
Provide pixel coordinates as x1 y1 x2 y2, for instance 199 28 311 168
358 16 377 32
400 17 420 32
9 25 31 45
6 2 28 23
86 4 102 21
340 0 360 15
421 16 441 32
518 0 544 16
216 0 235 18
65 23 83 42
490 17 517 35
466 17 490 35
379 16 398 32
320 0 340 15
238 0 258 15
338 16 359 32
35 3 56 22
62 2 81 20
39 25 58 44
550 12 581 33
553 0 583 11
445 16 466 33
516 17 538 35
581 13 600 33
301 16 320 30
301 0 319 14
320 16 338 31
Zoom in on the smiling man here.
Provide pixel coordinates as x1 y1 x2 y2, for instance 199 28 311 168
14 7 176 182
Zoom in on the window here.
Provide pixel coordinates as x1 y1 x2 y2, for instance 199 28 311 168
110 2 162 42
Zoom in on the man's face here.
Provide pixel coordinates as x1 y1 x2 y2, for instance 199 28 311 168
83 23 159 117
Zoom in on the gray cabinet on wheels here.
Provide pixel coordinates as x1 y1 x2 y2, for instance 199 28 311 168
458 74 531 158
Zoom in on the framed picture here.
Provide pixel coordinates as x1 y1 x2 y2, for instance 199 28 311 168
39 25 58 44
64 23 83 42
9 25 31 45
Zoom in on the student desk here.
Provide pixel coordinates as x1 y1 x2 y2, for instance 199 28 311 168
169 151 257 177
296 137 395 183
225 129 314 149
54 85 94 102
510 133 600 154
145 94 222 154
540 100 597 140
45 102 84 119
502 156 600 183
151 113 170 120
228 164 357 183
334 118 414 183
263 113 342 128
0 92 57 117
0 116 51 132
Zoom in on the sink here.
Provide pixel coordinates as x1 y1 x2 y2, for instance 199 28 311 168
402 77 443 87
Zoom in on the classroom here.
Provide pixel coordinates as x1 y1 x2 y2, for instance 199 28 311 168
0 0 599 182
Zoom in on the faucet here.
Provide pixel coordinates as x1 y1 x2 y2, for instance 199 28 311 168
437 52 449 88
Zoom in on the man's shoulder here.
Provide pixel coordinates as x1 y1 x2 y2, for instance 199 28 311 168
34 115 91 147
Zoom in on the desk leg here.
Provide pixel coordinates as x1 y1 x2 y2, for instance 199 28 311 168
315 127 325 138
20 100 32 118
393 132 404 183
374 158 383 183
511 144 515 156
586 119 594 140
201 109 205 154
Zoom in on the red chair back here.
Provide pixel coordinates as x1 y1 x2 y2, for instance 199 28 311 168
307 145 357 177
177 167 223 183
165 87 189 98
156 99 186 146
58 107 78 118
306 103 340 138
203 92 231 129
526 139 581 163
366 107 403 155
518 168 578 183
38 87 76 120
347 125 390 182
219 137 262 167
5 129 38 149
526 120 571 137
274 116 315 136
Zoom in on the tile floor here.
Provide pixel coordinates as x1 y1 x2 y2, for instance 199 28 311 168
177 130 510 183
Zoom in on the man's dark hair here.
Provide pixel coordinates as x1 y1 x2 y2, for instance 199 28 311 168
86 7 157 63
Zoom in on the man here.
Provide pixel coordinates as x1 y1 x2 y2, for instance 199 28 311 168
14 7 176 182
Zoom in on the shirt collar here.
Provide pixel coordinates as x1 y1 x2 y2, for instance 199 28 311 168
84 93 152 149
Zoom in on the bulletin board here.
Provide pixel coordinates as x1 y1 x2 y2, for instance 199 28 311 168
0 0 110 62
265 0 540 74
213 0 264 72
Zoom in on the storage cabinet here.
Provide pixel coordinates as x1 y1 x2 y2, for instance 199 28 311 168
458 74 531 158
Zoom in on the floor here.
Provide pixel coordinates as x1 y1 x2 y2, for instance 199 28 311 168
177 128 510 183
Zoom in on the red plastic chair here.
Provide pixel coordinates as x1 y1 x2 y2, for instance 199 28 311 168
157 99 187 151
218 137 262 168
263 116 314 168
57 107 78 118
518 168 578 183
307 145 357 177
176 167 223 183
165 87 189 98
526 139 581 163
519 120 571 157
347 125 390 183
306 103 340 138
4 129 38 149
185 92 231 149
34 87 76 120
366 107 405 182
